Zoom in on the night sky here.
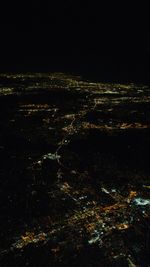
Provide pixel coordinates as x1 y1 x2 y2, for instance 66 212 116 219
0 2 149 83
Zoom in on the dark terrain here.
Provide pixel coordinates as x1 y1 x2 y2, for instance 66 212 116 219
0 73 150 267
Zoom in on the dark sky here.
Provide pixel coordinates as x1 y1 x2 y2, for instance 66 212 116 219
0 2 149 82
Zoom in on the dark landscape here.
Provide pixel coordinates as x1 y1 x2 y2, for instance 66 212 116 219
0 73 150 266
0 2 150 266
